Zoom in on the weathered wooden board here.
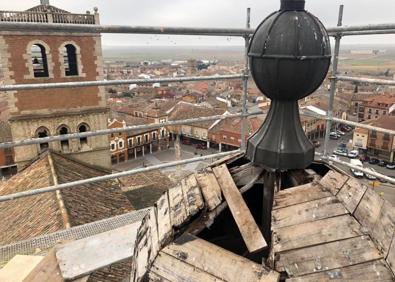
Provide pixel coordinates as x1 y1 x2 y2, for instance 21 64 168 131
273 215 362 253
168 184 188 227
133 214 153 282
148 207 160 264
287 260 394 282
162 233 279 282
149 252 225 282
276 236 382 277
371 201 395 256
272 197 349 229
24 249 63 282
354 188 384 233
195 169 222 210
213 164 267 253
0 255 43 282
209 152 244 168
336 178 367 214
273 182 332 210
181 174 204 217
319 170 349 195
155 191 172 246
386 234 395 275
56 222 141 280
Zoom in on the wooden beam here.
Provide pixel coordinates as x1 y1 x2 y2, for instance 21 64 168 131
56 222 141 280
0 255 43 282
336 178 367 214
195 169 222 211
319 170 349 195
213 164 267 253
23 249 63 282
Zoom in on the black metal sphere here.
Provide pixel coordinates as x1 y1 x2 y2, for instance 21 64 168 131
248 3 331 101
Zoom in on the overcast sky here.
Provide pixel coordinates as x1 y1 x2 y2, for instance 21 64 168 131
2 0 395 46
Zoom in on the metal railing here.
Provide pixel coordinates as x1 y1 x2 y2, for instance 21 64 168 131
0 5 395 203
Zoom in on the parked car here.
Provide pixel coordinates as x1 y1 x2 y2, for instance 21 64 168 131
312 140 321 148
386 163 395 170
182 139 191 145
340 125 352 132
338 143 347 149
350 159 364 178
330 154 339 161
378 160 388 167
368 158 380 165
336 130 345 136
333 149 348 157
329 132 340 140
364 168 377 180
347 150 359 158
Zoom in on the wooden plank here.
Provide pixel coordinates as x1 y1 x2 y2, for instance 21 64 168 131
273 182 332 210
149 252 225 282
0 255 43 282
319 170 349 195
354 188 385 233
386 234 395 274
148 207 160 264
287 260 394 282
195 169 222 211
273 215 362 253
272 197 349 229
276 236 382 277
213 164 267 253
168 184 188 227
162 233 279 282
371 201 395 256
155 191 172 246
181 174 204 217
134 214 153 281
336 178 367 214
24 249 63 282
56 222 141 280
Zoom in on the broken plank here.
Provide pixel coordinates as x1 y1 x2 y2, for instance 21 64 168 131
149 252 225 282
162 233 279 282
181 174 204 217
371 201 395 256
24 249 63 282
354 188 385 234
195 168 222 211
272 197 349 229
209 152 244 168
168 184 188 227
231 163 264 187
276 236 382 277
273 215 362 253
56 222 141 280
287 260 394 282
336 178 367 214
319 170 349 195
273 182 332 210
148 207 160 264
213 164 267 253
133 214 153 281
155 191 172 246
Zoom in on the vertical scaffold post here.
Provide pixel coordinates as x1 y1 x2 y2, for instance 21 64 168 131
240 7 251 151
323 5 343 157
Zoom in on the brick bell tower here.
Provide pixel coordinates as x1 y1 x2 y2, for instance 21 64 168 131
0 1 111 169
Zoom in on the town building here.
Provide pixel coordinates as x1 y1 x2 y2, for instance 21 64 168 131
352 94 395 122
353 116 395 162
0 2 110 169
0 121 16 178
209 116 263 151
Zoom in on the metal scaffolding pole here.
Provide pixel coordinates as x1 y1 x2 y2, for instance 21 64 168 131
0 74 244 92
323 4 343 157
336 75 395 86
240 8 251 151
0 150 240 202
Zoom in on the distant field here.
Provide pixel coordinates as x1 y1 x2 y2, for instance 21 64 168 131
103 45 244 64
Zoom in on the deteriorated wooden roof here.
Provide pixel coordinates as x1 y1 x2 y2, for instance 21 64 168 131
271 170 395 281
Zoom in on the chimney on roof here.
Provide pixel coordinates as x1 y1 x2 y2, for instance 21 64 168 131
40 0 50 5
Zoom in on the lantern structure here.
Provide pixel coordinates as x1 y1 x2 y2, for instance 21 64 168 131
246 0 331 170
